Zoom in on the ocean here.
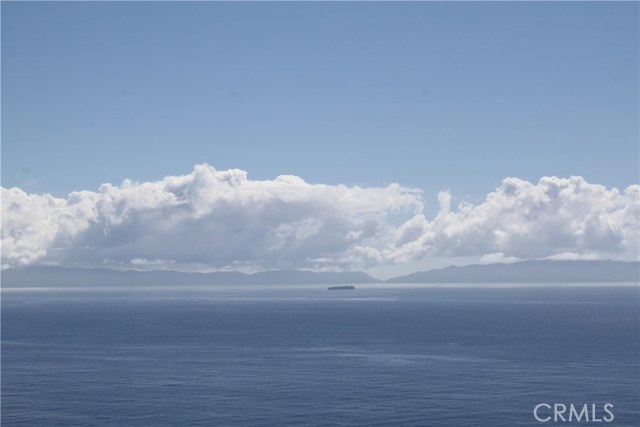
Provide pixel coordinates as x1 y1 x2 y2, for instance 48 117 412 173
2 284 639 426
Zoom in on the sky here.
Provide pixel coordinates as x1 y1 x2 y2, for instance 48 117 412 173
2 2 639 279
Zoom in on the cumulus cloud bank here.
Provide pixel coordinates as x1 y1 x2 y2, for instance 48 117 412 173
389 176 639 264
2 165 638 271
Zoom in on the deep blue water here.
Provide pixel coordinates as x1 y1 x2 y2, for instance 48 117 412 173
2 284 639 426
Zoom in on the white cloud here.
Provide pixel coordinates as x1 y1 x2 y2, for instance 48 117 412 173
2 167 638 272
388 176 639 263
1 164 422 271
1 187 97 268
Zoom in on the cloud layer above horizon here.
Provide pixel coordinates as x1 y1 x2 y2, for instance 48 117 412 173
2 164 638 271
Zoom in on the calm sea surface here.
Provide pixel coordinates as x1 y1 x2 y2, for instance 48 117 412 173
2 284 639 426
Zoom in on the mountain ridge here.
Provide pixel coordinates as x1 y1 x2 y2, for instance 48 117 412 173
386 260 639 283
1 260 638 286
0 266 380 287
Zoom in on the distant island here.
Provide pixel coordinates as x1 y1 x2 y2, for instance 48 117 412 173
386 260 640 283
1 260 638 287
0 267 378 287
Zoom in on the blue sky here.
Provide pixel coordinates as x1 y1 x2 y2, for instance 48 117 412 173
1 2 639 276
3 2 638 199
